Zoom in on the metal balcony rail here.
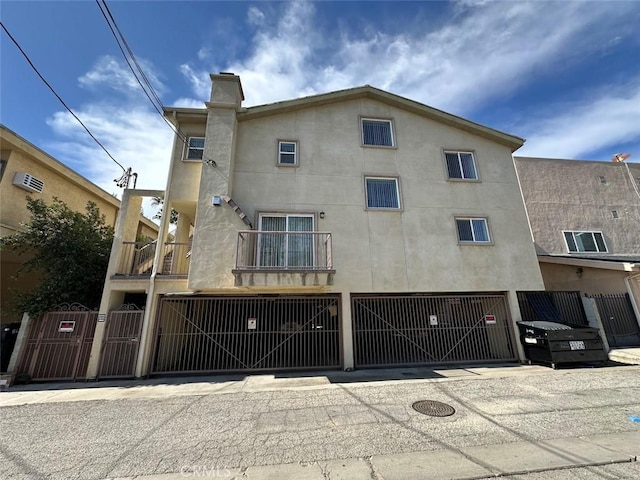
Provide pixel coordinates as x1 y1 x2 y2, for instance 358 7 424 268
235 231 333 271
117 241 157 276
159 242 191 275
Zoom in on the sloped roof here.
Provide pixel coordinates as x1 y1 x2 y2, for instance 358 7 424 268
165 85 525 151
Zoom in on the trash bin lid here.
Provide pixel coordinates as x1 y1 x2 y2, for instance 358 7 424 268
518 321 573 331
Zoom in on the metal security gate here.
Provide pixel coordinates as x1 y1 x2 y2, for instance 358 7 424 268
352 294 516 367
151 295 341 374
98 305 145 378
17 304 97 381
592 293 640 347
516 291 588 326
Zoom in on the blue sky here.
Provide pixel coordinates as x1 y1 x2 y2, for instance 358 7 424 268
2 0 640 213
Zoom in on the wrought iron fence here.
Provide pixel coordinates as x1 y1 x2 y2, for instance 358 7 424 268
159 242 191 275
590 293 640 347
116 241 157 276
516 291 588 326
235 231 333 271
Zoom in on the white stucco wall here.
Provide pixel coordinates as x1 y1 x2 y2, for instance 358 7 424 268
187 95 544 294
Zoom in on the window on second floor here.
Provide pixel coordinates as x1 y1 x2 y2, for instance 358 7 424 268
361 118 394 147
184 137 205 161
563 231 607 253
444 151 478 180
278 141 298 166
365 176 401 210
456 217 491 244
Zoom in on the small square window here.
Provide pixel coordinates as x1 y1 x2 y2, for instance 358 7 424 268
611 210 619 219
365 177 400 210
184 137 204 160
456 218 490 243
361 119 394 147
445 151 478 180
278 141 298 166
563 231 607 253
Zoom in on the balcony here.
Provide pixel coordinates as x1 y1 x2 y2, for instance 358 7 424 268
115 241 191 277
233 231 335 287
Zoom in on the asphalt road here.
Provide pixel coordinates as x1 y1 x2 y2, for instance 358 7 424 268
1 365 640 479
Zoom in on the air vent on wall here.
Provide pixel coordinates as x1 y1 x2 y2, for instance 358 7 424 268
13 172 45 193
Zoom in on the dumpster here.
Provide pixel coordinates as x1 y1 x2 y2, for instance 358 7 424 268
517 321 607 368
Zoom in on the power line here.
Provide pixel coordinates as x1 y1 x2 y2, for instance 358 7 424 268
95 0 230 183
1 21 126 174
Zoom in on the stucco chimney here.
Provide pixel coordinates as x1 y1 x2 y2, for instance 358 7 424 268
209 72 244 108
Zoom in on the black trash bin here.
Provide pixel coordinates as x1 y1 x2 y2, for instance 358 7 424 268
1 323 21 372
517 321 607 369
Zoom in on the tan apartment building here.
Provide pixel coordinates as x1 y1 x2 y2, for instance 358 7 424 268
72 74 545 380
514 156 640 348
0 125 158 326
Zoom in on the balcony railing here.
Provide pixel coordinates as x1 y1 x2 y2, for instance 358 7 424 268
117 241 157 276
235 231 333 271
159 242 191 275
115 241 191 277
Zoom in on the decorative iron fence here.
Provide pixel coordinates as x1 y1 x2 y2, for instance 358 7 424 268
98 305 145 378
590 293 640 348
151 295 341 374
17 303 97 381
352 294 516 367
516 291 588 326
235 231 333 271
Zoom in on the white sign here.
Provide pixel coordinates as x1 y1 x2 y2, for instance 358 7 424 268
247 318 257 330
429 315 438 326
58 321 76 333
98 314 106 322
484 315 497 325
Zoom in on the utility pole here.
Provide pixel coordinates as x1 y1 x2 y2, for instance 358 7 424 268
114 167 138 189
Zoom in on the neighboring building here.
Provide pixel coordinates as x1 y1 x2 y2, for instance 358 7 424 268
84 73 544 379
0 125 158 326
514 156 640 346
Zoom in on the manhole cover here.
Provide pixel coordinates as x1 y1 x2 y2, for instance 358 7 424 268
412 400 455 417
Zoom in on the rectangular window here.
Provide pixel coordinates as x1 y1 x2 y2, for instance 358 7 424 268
456 218 490 243
365 177 400 209
258 214 314 268
445 151 478 180
0 159 7 180
361 119 394 147
278 141 297 165
563 231 607 253
184 137 204 160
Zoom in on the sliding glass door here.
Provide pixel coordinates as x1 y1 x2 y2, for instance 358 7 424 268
258 214 314 268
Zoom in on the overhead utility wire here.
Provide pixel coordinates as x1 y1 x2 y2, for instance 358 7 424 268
95 0 229 181
1 21 126 173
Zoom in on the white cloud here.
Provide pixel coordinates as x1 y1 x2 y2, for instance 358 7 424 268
179 64 211 100
515 80 640 160
79 55 166 97
196 0 638 119
172 97 206 109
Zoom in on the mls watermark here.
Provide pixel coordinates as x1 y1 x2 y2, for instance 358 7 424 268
180 466 231 477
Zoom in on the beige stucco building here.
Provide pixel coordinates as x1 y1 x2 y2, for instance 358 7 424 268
0 125 158 326
514 156 640 347
87 74 545 379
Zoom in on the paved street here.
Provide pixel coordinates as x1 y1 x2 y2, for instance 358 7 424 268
1 364 640 479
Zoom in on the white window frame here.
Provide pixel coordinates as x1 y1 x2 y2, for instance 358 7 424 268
277 140 298 166
455 217 492 244
183 136 205 161
361 118 395 148
257 213 316 269
444 150 479 181
563 230 608 253
364 176 402 210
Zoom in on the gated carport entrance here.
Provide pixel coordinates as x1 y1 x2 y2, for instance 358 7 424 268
151 295 342 374
352 293 517 367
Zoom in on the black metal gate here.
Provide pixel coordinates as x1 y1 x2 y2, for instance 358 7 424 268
17 304 97 381
592 293 640 347
352 294 516 367
516 291 588 326
151 295 341 374
98 305 145 378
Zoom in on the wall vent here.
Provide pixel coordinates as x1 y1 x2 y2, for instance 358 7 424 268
13 172 45 193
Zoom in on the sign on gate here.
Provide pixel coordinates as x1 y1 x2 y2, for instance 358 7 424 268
58 321 76 333
484 315 496 325
247 318 257 330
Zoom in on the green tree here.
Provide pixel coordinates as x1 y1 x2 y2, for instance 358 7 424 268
151 196 178 224
0 197 114 316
